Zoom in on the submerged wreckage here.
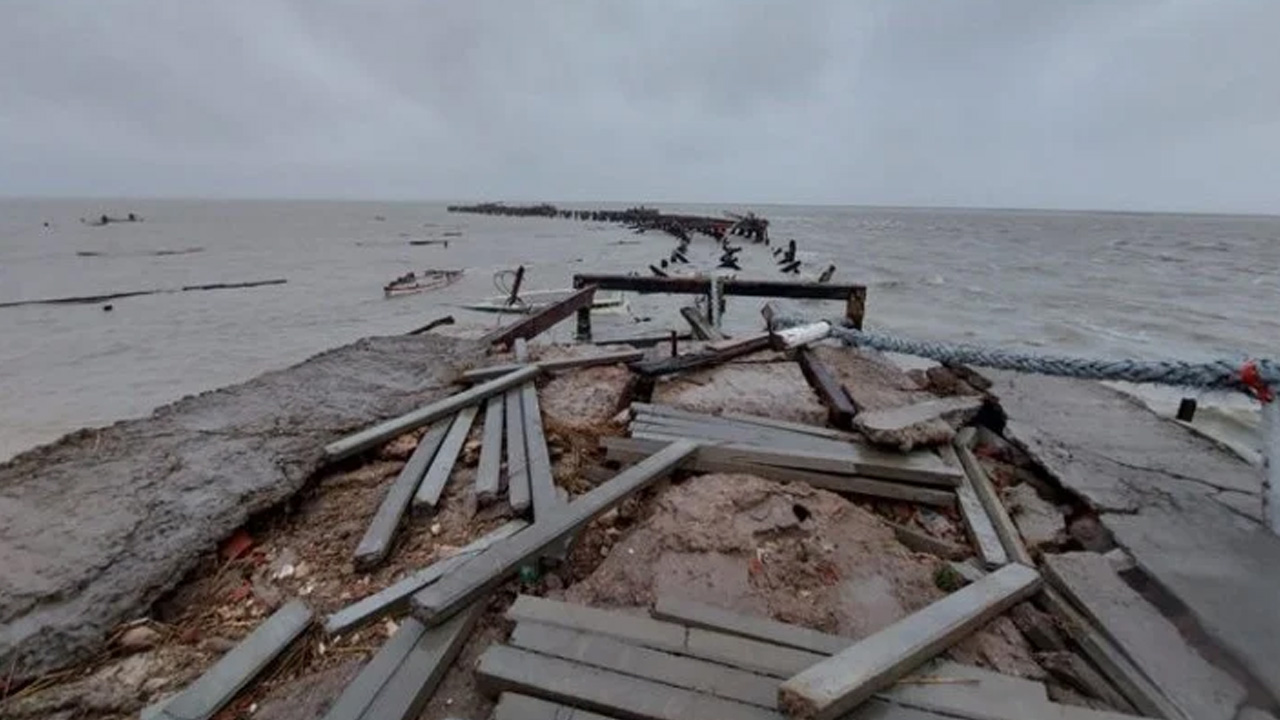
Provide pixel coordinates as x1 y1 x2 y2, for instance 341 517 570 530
2 239 1279 720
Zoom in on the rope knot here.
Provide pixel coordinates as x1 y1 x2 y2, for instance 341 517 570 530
1240 360 1275 403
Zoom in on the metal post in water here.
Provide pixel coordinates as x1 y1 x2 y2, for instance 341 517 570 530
1263 400 1280 535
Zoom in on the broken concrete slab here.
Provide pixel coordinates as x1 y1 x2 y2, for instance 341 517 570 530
652 360 830 425
854 397 984 451
1005 484 1066 551
1044 551 1245 720
0 333 480 683
778 563 1041 720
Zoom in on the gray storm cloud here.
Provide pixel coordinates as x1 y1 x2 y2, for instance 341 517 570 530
1 1 1277 212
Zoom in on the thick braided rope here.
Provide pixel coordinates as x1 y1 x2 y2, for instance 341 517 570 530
773 315 1279 397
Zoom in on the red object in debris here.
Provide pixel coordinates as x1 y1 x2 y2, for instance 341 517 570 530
747 556 764 576
227 582 252 602
219 529 254 563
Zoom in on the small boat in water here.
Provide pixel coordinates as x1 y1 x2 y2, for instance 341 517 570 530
384 269 464 298
459 288 626 314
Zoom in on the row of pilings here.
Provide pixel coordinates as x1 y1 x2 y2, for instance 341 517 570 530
446 202 770 243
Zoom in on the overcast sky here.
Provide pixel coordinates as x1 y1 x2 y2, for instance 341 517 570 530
2 1 1278 212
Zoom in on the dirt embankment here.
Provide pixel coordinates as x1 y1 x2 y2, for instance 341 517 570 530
0 333 483 685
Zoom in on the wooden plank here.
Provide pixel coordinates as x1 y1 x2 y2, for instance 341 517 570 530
360 601 483 720
493 693 621 720
797 348 858 429
505 595 822 678
679 305 727 341
630 415 856 455
510 621 778 708
777 563 1042 720
355 420 451 569
521 382 559 518
321 618 426 720
652 596 848 655
630 334 772 377
609 434 961 486
571 273 866 302
1043 553 1244 720
460 351 645 383
939 444 1008 569
887 522 970 561
324 365 540 461
156 600 312 720
481 285 598 350
505 388 531 513
593 331 693 348
601 437 957 505
1038 586 1181 720
475 395 505 503
413 405 478 510
475 644 784 720
410 441 697 625
954 430 1033 566
325 520 526 636
632 402 851 441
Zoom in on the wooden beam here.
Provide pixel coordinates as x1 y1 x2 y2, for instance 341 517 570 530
413 405 478 510
954 429 1033 566
592 331 694 348
777 563 1041 720
505 594 822 678
359 601 484 720
475 395 505 503
939 443 1008 569
481 285 597 350
321 617 427 720
324 365 540 461
629 334 772 377
887 521 971 561
355 420 451 569
492 693 619 720
633 402 849 441
410 441 697 626
156 600 312 720
521 383 559 518
679 305 727 341
605 434 961 486
509 622 777 708
476 644 782 720
460 350 645 384
505 388 531 513
796 349 858 429
325 520 526 636
652 596 848 656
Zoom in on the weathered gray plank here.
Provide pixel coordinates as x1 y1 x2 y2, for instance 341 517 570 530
476 644 783 720
505 595 822 678
632 402 849 441
325 520 526 636
652 595 848 655
505 388 531 513
632 413 857 455
324 365 539 461
886 522 970 561
475 394 506 503
797 347 858 429
156 600 312 720
321 617 426 720
939 444 1007 569
413 405 478 510
354 420 451 569
359 601 483 720
601 438 955 507
679 304 727 341
521 382 559 518
510 621 778 708
1043 552 1245 720
778 563 1041 720
410 441 697 625
1037 586 1181 720
461 350 645 383
481 285 597 350
954 430 1032 566
493 693 621 720
606 434 961 486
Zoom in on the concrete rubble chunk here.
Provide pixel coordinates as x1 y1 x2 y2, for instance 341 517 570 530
1043 551 1246 720
854 397 984 451
1005 483 1066 551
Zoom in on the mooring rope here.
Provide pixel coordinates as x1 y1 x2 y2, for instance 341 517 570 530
773 315 1278 401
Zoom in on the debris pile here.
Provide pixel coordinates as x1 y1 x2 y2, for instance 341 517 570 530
5 269 1275 720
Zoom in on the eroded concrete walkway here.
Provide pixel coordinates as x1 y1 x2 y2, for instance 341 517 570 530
988 370 1280 706
0 333 481 683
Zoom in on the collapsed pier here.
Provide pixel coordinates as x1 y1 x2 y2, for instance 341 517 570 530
447 202 771 243
2 270 1278 720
